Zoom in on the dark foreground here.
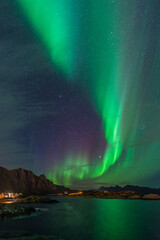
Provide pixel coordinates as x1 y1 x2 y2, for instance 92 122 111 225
0 204 36 220
0 231 64 240
0 197 159 240
0 196 59 220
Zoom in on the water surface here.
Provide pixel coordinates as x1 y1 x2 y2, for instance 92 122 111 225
0 197 159 240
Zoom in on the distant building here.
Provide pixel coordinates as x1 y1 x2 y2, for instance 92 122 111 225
0 193 19 199
0 193 3 199
68 191 83 196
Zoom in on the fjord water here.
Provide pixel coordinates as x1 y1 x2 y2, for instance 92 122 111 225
0 197 159 240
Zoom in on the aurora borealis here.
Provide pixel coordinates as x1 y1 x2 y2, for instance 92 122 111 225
0 0 160 189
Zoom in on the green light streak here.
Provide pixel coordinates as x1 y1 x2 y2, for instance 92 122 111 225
16 0 79 77
16 1 160 187
80 1 125 176
49 154 90 187
16 0 133 185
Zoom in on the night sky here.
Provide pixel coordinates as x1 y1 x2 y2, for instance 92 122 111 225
0 0 160 189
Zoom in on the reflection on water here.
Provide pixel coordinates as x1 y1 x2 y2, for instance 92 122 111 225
0 197 159 240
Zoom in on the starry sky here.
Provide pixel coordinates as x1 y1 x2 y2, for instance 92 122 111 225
0 0 160 189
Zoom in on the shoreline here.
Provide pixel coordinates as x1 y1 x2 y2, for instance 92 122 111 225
0 196 59 220
57 193 160 200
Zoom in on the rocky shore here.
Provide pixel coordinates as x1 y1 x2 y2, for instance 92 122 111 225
66 191 160 200
0 204 36 219
0 196 59 219
0 231 64 240
16 195 59 204
0 195 59 204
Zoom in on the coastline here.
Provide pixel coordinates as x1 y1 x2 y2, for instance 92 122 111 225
0 196 59 220
58 192 160 200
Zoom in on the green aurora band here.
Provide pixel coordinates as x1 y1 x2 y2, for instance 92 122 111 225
16 0 160 187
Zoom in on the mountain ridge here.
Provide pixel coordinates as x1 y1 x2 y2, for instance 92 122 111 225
0 166 68 194
98 184 160 194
